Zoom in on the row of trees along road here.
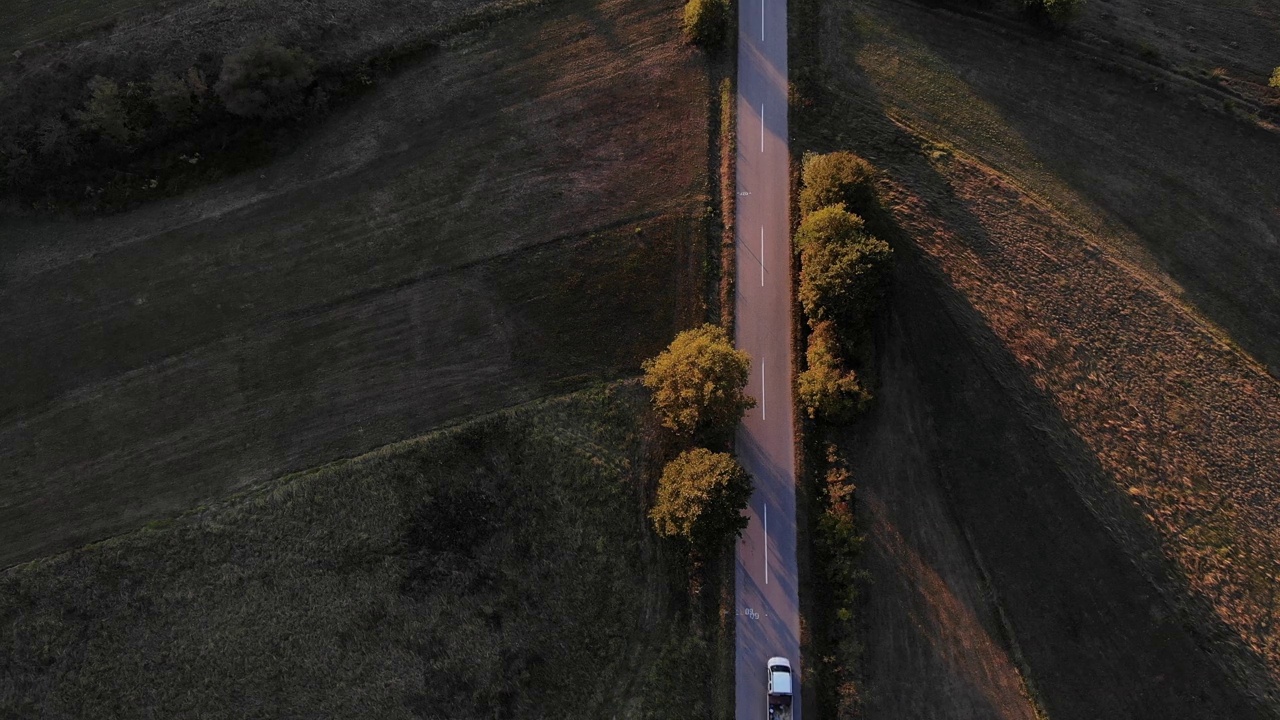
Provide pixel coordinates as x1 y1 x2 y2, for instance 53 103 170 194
642 324 755 562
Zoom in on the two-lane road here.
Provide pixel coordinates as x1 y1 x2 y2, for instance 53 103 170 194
734 0 798 716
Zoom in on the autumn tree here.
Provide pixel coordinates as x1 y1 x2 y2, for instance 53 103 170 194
796 320 869 423
642 324 755 440
796 206 892 333
683 0 728 49
799 151 877 219
651 448 753 551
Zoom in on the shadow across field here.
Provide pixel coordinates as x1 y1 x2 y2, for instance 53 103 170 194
793 21 1280 713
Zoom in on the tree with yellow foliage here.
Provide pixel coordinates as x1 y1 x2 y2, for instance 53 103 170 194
642 324 755 440
651 448 753 551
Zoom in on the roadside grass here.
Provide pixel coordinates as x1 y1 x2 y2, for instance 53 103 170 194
0 0 710 569
0 384 724 718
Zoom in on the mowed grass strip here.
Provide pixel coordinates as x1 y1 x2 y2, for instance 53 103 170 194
0 384 716 718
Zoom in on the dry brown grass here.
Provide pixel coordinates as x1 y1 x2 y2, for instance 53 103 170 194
798 0 1280 713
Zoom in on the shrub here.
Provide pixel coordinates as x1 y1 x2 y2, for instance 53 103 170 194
215 39 315 119
1270 67 1280 89
651 448 753 551
149 71 196 125
796 206 893 332
1023 0 1083 26
683 0 728 50
35 118 78 163
73 76 135 146
642 324 756 439
797 321 869 423
800 151 877 218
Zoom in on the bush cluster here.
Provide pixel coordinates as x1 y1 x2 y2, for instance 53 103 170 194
799 151 877 219
0 38 322 211
812 444 866 717
1270 67 1280 89
683 0 729 50
795 152 893 424
796 321 869 423
214 39 316 120
1022 0 1084 26
797 205 892 339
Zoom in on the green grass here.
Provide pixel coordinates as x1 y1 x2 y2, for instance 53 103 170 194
0 383 720 718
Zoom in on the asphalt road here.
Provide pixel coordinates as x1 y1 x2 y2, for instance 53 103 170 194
733 0 800 716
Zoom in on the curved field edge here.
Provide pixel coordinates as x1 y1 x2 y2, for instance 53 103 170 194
0 0 711 569
0 383 726 719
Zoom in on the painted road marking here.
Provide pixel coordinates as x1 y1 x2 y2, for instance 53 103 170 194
762 358 766 421
761 226 765 286
744 607 760 620
761 0 764 41
764 502 769 585
760 103 765 153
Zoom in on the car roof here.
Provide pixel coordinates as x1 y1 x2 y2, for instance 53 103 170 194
767 657 791 670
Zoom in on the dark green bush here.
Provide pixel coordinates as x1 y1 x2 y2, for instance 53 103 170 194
73 76 136 146
800 151 877 219
796 205 892 333
148 70 197 125
683 0 729 50
215 39 315 119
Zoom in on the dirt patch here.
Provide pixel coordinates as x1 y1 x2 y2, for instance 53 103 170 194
0 0 709 568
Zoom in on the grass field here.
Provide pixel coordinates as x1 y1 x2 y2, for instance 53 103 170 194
0 0 164 54
794 0 1280 715
0 0 504 59
0 0 710 568
0 384 727 718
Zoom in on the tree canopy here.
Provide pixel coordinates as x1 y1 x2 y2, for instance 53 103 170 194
800 151 877 219
642 324 755 439
651 448 753 551
796 206 892 332
796 320 869 422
